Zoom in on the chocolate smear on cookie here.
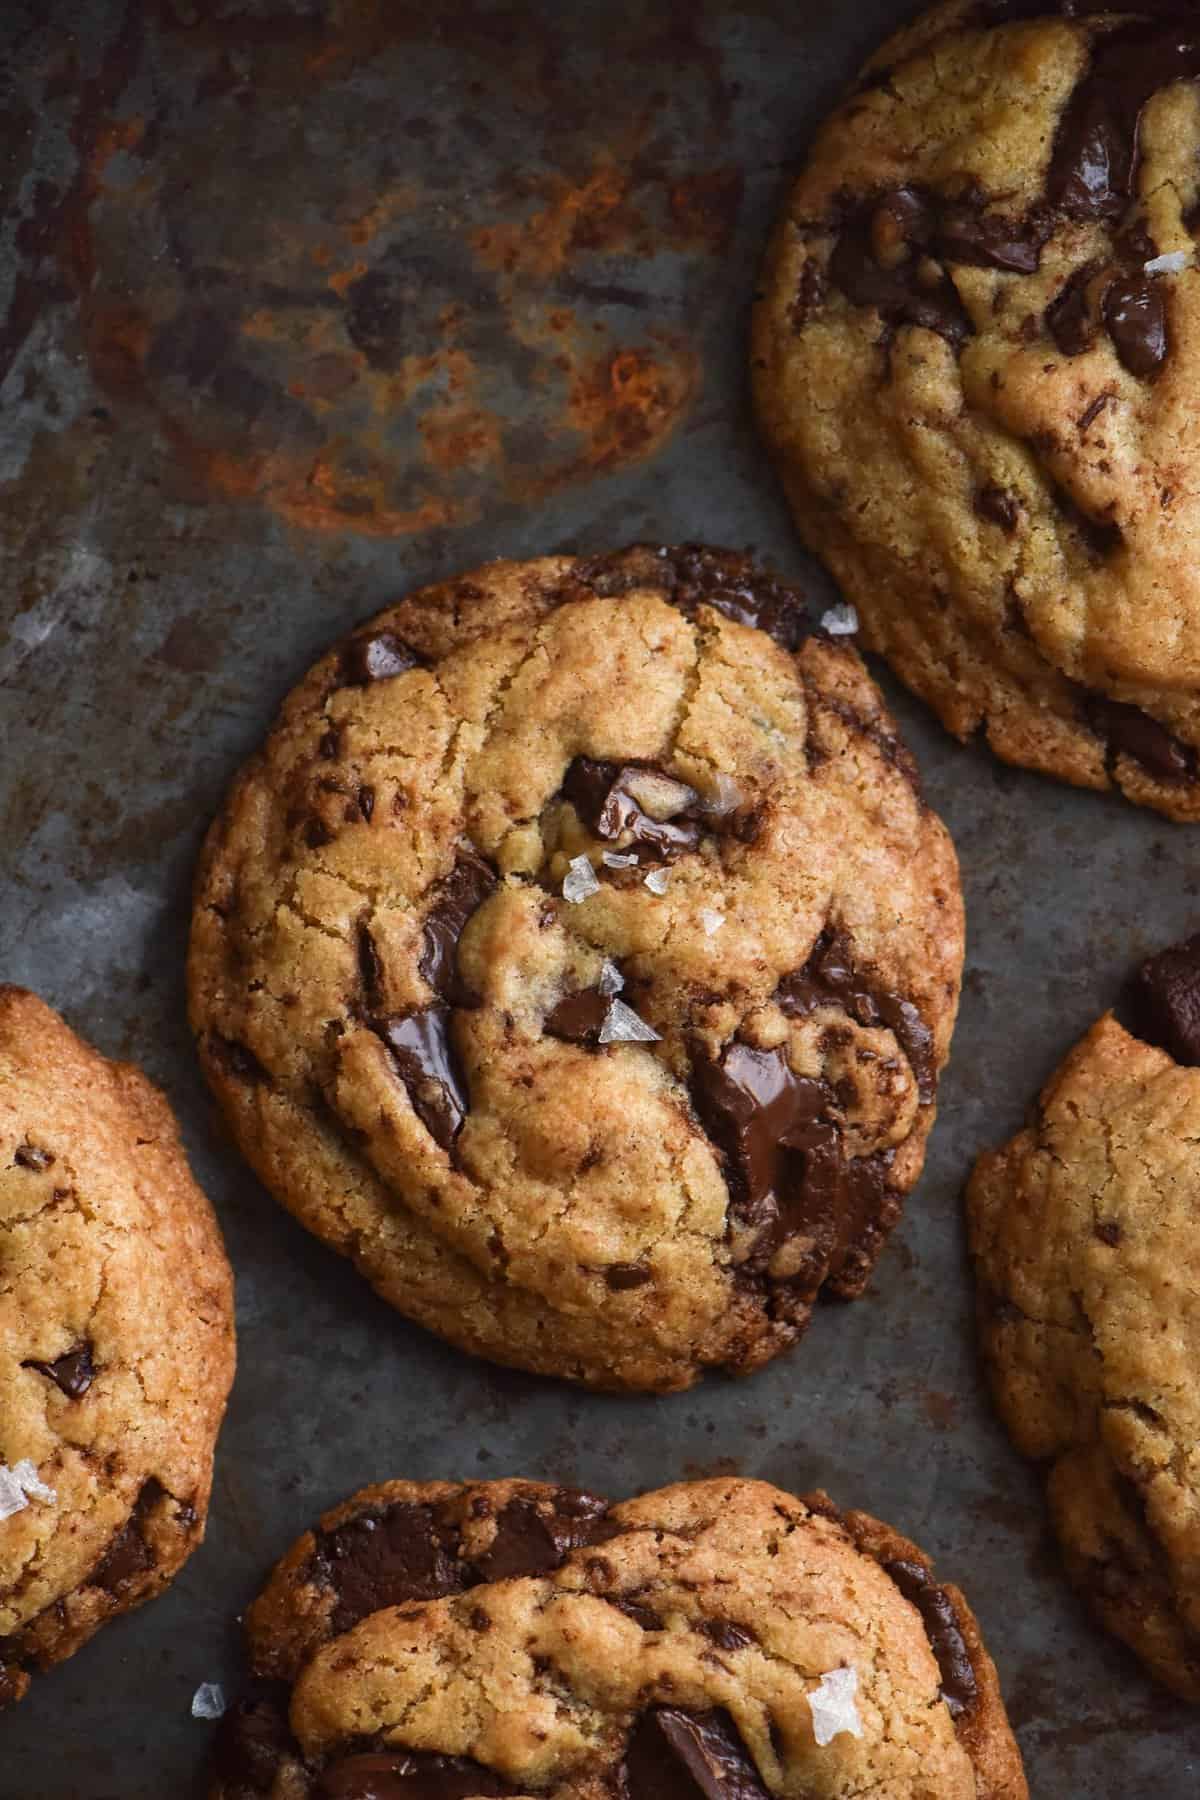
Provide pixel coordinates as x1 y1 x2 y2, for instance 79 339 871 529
622 1707 770 1799
884 1560 978 1718
373 1008 470 1148
418 853 496 1004
23 1341 96 1399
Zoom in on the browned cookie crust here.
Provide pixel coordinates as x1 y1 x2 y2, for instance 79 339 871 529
0 988 236 1707
754 1 1200 819
188 545 962 1392
207 1475 1026 1800
968 932 1200 1698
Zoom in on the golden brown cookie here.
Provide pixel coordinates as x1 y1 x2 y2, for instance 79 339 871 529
0 987 236 1707
968 931 1200 1698
188 545 963 1392
207 1475 1027 1800
753 2 1200 819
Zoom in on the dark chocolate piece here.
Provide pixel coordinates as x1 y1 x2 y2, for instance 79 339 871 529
562 758 701 861
1123 932 1200 1064
577 544 809 652
374 1007 470 1148
1084 694 1194 781
418 853 496 1003
622 1707 770 1800
829 190 974 348
1102 273 1168 377
976 485 1020 532
1047 21 1200 221
778 930 935 1103
315 1750 514 1800
473 1490 614 1582
699 1620 756 1651
1046 263 1100 357
23 1341 95 1399
935 196 1049 274
13 1143 53 1171
358 922 385 1010
340 631 422 687
211 1685 297 1793
91 1479 164 1594
884 1559 978 1719
315 1503 463 1637
213 1036 270 1083
544 987 611 1044
605 1262 653 1290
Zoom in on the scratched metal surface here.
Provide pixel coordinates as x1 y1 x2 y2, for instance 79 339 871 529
2 1 1199 1794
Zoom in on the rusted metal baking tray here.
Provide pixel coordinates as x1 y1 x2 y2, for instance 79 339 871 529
2 1 1199 1793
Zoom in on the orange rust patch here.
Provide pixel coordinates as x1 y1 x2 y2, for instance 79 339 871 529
669 168 744 251
328 259 368 298
420 405 503 477
472 157 636 279
563 339 699 476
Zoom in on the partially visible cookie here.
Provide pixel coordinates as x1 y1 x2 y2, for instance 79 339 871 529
188 544 963 1392
754 2 1200 818
968 932 1200 1697
0 988 236 1706
207 1475 1026 1799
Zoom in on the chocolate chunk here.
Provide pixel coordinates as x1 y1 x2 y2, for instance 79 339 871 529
23 1341 95 1399
884 1560 978 1719
91 1480 163 1594
976 485 1020 532
316 1503 463 1637
1123 932 1200 1064
699 1620 756 1652
1102 273 1168 377
829 189 974 349
562 758 701 862
789 259 827 331
622 1707 769 1800
211 1685 297 1793
341 631 422 687
473 1490 613 1582
1084 694 1194 781
1046 264 1100 356
605 1262 653 1290
577 544 809 652
374 1007 470 1148
614 1597 665 1630
544 987 611 1044
418 853 496 1003
13 1143 54 1171
935 197 1049 274
1048 21 1200 221
213 1036 270 1083
358 784 376 822
358 922 385 1009
778 930 935 1104
315 1751 514 1800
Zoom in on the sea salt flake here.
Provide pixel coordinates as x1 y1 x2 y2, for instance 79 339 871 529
602 850 638 869
0 1468 28 1521
562 855 600 904
191 1682 226 1721
821 603 859 637
697 772 742 816
598 960 625 997
809 1666 864 1747
11 1460 56 1505
1145 251 1190 275
700 908 726 937
643 868 670 895
599 999 661 1045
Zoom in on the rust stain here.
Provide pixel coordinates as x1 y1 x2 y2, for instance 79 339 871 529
561 339 700 478
669 168 745 251
420 405 504 477
920 1389 961 1432
327 259 369 298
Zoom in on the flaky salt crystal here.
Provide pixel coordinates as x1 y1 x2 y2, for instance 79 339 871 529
598 960 625 997
191 1682 226 1721
11 1460 56 1505
562 854 600 904
602 850 639 869
643 868 670 895
809 1666 864 1747
1145 251 1190 275
697 772 742 816
700 908 725 936
0 1467 28 1521
821 603 859 637
598 999 661 1044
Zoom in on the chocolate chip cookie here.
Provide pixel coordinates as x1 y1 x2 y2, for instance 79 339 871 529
754 1 1200 819
207 1474 1026 1799
188 544 962 1391
968 931 1200 1697
0 988 236 1706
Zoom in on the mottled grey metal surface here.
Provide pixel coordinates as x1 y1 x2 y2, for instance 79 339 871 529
2 1 1199 1794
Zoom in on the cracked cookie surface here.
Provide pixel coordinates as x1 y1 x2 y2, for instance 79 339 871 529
968 931 1200 1697
207 1474 1026 1799
188 545 962 1391
754 1 1200 819
0 987 236 1706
